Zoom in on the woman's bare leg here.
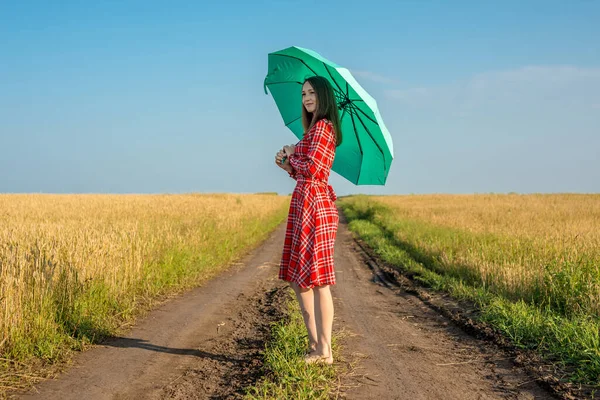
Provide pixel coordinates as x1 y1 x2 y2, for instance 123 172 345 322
291 282 318 352
312 284 334 363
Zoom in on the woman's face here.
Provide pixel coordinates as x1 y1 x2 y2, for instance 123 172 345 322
302 81 317 113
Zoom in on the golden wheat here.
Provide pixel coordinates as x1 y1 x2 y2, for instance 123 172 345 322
0 193 289 361
368 194 600 312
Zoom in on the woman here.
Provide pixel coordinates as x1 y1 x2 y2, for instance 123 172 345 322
274 75 342 365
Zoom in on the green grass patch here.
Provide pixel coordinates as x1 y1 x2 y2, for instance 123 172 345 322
246 292 338 400
339 195 600 387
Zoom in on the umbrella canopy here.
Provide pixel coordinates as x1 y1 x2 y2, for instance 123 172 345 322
264 46 394 185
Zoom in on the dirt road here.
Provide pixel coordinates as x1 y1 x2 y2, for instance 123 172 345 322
14 212 557 399
332 213 555 399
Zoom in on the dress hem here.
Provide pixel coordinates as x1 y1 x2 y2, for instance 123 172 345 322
278 276 336 289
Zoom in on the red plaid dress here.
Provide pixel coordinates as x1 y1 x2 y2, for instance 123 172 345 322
279 118 339 289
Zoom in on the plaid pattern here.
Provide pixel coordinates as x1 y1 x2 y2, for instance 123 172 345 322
279 119 339 288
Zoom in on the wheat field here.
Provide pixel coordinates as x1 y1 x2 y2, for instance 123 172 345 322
0 193 289 369
367 194 600 314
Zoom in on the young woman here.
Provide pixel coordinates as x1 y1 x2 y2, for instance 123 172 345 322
274 75 342 365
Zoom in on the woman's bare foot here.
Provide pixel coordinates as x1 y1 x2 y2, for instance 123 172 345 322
304 344 333 365
304 352 333 365
305 342 318 356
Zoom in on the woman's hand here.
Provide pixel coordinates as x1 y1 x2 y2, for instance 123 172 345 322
283 144 296 157
275 150 285 167
275 149 293 172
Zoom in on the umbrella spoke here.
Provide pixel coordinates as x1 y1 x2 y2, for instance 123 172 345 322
350 112 364 182
351 103 379 126
354 113 387 170
346 102 364 119
325 64 357 113
271 54 320 77
334 90 346 104
285 115 302 127
333 87 366 115
264 79 302 94
349 113 364 156
324 63 344 94
336 91 354 112
265 81 303 86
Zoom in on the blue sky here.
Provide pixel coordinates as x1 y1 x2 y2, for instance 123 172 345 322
1 0 599 195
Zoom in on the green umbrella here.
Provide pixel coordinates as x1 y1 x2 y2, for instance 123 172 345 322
264 46 394 185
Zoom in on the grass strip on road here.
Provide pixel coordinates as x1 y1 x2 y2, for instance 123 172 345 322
246 291 339 400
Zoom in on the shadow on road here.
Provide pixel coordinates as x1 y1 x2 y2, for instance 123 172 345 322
102 337 238 363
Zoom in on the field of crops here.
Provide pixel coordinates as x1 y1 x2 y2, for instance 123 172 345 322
4 192 600 392
0 194 289 375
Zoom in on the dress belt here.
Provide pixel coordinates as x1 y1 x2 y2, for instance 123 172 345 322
296 177 337 202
